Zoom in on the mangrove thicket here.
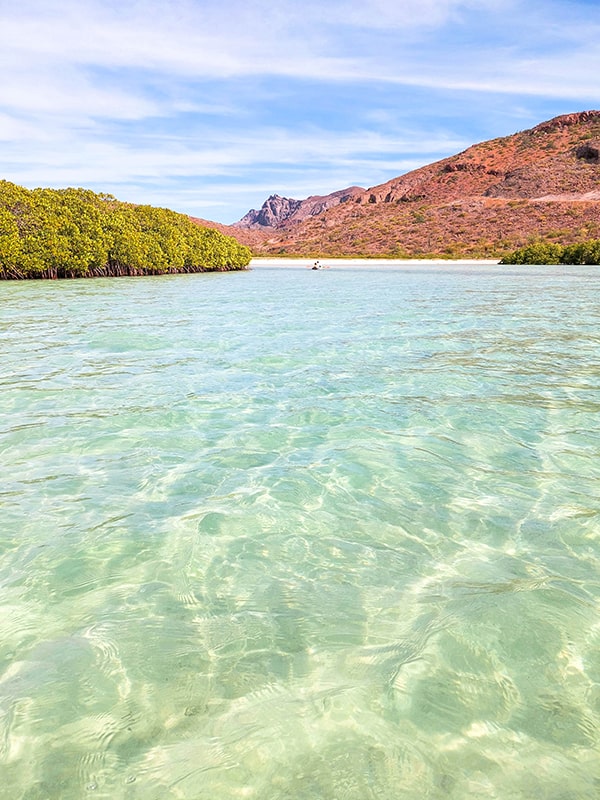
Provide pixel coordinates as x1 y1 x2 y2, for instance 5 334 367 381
0 180 252 279
500 239 600 265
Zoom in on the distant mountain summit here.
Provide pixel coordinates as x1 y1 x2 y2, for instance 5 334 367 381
220 111 600 257
235 187 364 229
235 194 302 228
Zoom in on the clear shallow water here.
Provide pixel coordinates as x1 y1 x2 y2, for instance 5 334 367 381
1 261 600 799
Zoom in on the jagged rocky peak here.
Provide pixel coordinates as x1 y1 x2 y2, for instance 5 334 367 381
235 186 365 229
235 194 302 228
529 110 600 134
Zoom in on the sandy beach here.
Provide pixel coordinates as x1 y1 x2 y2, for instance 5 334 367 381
250 257 501 269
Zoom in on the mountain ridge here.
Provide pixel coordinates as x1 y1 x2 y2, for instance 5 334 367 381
234 186 365 229
201 111 600 258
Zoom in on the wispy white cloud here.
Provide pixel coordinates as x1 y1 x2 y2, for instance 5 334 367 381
315 0 510 30
0 72 159 120
373 50 600 101
0 0 355 79
2 0 590 87
1 123 466 182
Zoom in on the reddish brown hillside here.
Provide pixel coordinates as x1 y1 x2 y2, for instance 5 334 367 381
197 111 600 258
364 110 600 206
189 216 266 249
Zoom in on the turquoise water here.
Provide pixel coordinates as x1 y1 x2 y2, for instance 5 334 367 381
2 261 600 799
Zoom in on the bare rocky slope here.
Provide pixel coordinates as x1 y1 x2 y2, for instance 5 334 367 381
235 187 365 229
200 111 600 258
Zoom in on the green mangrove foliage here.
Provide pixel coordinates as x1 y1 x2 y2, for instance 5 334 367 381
0 180 251 279
501 239 600 265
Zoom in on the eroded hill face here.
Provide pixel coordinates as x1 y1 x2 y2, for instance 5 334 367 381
234 187 365 229
363 110 600 207
204 111 600 258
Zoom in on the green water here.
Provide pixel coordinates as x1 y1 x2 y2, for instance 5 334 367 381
1 261 600 799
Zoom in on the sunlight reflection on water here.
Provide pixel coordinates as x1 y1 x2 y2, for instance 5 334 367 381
1 262 600 798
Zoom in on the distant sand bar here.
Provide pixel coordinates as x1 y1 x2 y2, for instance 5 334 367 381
250 257 501 269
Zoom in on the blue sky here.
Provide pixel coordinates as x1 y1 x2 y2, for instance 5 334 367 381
0 0 598 223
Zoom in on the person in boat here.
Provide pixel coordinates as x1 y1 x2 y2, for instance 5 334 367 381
312 260 321 270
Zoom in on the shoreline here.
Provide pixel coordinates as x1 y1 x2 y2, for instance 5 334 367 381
250 257 501 269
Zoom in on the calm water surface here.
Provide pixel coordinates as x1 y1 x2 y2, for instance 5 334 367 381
2 261 600 799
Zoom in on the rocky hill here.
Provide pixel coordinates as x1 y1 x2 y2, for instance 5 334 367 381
235 186 365 229
205 111 600 258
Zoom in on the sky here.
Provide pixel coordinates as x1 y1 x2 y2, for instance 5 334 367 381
0 0 599 224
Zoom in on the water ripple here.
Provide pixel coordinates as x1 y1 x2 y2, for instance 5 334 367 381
2 265 600 798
